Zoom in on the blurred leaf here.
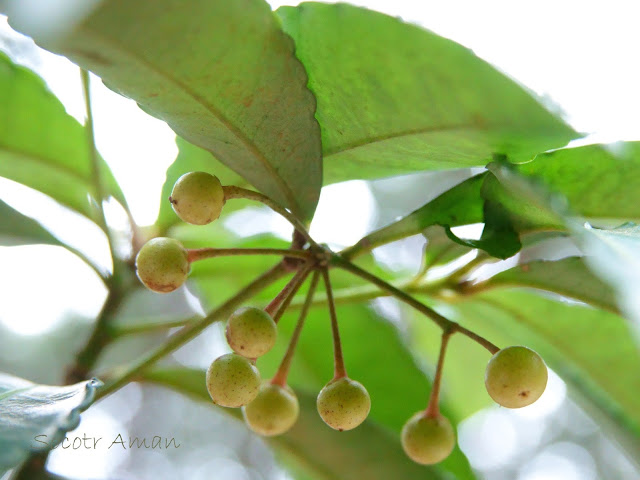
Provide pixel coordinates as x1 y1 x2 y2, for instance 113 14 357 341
573 222 640 335
107 286 203 336
449 289 640 455
0 374 102 474
0 52 125 223
277 3 577 184
155 137 250 234
475 257 618 313
520 142 640 220
143 368 473 480
0 199 60 247
4 0 322 221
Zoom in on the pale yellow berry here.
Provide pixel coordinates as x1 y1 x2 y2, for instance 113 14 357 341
243 382 299 436
226 307 277 358
170 171 224 225
206 353 261 408
316 377 371 431
401 412 455 465
485 346 548 408
135 237 189 293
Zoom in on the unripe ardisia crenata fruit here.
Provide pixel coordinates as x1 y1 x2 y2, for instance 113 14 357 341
170 171 225 225
401 412 455 465
135 237 190 293
316 377 371 431
485 345 548 408
243 382 299 436
226 307 277 359
206 353 261 408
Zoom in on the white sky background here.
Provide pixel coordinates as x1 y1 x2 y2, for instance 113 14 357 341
1 1 640 478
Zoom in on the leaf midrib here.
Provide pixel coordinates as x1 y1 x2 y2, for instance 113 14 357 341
72 25 303 216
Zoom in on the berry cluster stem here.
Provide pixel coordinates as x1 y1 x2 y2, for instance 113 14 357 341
222 185 318 249
187 247 311 263
322 268 347 380
333 255 499 354
424 331 452 418
271 271 320 387
265 261 314 322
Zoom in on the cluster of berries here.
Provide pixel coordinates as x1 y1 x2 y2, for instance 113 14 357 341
207 305 371 436
134 171 549 465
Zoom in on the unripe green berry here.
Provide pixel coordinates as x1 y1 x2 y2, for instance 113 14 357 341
135 237 190 293
226 307 277 358
401 412 455 465
170 171 225 225
243 382 299 436
206 353 261 408
485 345 548 408
316 377 371 431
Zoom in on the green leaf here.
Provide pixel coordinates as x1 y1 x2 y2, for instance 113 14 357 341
0 374 102 474
155 137 250 233
449 290 640 455
344 174 485 258
444 200 521 259
421 226 473 270
4 0 322 221
474 257 619 313
520 142 640 220
277 3 577 184
142 368 469 480
0 199 61 247
0 52 125 223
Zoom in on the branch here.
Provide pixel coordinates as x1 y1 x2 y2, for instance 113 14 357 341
95 261 288 400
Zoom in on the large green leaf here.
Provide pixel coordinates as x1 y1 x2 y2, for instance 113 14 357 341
449 290 640 455
277 3 577 184
0 199 60 247
0 374 102 474
155 137 250 233
0 52 125 223
520 142 640 220
475 257 618 313
143 368 466 480
3 0 322 221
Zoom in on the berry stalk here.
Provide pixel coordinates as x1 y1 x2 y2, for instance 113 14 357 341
265 261 314 322
271 271 320 387
222 185 318 249
333 255 499 354
425 331 452 418
322 268 347 380
187 247 311 263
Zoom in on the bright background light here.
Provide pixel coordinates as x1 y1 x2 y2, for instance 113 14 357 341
1 1 639 479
